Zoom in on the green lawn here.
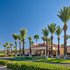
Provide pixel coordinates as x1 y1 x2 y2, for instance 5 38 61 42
14 57 70 63
35 58 70 63
3 56 70 63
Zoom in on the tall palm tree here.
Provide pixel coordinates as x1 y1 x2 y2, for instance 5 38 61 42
57 6 70 59
28 36 33 58
12 34 18 56
17 34 22 55
20 29 27 57
42 27 49 58
48 23 56 58
34 34 39 44
55 26 62 59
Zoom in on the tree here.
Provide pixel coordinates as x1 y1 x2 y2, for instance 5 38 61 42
28 36 33 58
48 23 56 58
42 27 49 58
5 42 9 55
3 42 11 56
3 44 6 54
41 36 46 43
42 36 51 44
55 26 62 59
17 34 22 55
57 6 70 59
9 43 13 54
66 35 70 40
34 34 39 44
20 29 27 57
12 34 18 56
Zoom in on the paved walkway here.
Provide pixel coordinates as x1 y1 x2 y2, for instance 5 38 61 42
0 66 8 70
55 63 70 67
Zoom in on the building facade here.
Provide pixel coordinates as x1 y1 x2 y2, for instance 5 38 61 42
25 43 70 57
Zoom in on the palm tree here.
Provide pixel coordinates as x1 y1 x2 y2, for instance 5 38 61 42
48 23 56 58
20 29 27 57
5 42 9 55
42 36 51 44
12 34 18 56
57 6 70 59
9 43 13 54
66 35 70 40
42 27 49 58
41 36 46 43
55 26 62 59
3 44 6 54
28 36 33 58
34 34 39 44
4 42 11 56
17 34 22 55
47 38 51 43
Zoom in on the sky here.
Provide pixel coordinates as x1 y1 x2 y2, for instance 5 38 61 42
0 0 70 50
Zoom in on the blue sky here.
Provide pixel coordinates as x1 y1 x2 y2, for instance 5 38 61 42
0 0 70 50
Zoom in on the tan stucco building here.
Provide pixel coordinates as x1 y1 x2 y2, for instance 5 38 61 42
24 43 70 57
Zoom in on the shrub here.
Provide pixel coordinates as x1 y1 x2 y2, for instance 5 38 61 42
7 61 70 70
0 54 6 57
0 60 9 65
0 60 69 70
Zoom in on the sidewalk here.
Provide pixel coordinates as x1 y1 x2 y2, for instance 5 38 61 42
0 66 8 70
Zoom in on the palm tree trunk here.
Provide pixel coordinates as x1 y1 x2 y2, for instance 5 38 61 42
64 30 67 59
57 37 60 59
22 39 25 57
4 47 6 54
51 35 53 58
29 42 32 58
15 40 17 56
11 47 12 54
6 48 8 56
45 37 48 58
63 23 67 59
36 39 37 45
19 41 21 55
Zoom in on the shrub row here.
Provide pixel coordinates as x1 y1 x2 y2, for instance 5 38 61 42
0 54 6 57
0 60 70 70
7 61 70 70
0 60 9 65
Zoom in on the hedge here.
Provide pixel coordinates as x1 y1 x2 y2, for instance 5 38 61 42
7 61 70 70
0 60 70 70
0 54 6 57
0 60 9 65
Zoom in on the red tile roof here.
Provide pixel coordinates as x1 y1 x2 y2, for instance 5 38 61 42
32 42 59 48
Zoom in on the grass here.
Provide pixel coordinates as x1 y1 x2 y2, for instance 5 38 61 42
35 58 70 63
0 56 70 63
12 57 70 63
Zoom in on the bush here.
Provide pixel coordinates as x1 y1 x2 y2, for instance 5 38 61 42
7 61 70 70
0 60 69 70
0 60 9 65
0 54 6 57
